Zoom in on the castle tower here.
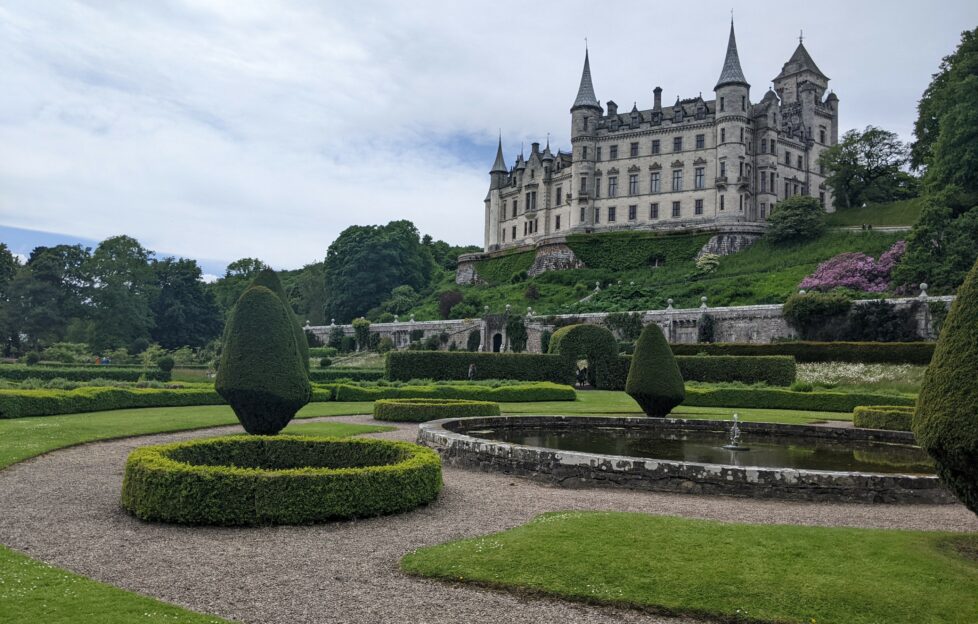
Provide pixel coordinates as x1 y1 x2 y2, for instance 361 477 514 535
484 136 508 249
714 20 751 222
569 49 602 228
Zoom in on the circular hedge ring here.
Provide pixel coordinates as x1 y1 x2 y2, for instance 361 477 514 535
373 398 501 423
121 435 442 526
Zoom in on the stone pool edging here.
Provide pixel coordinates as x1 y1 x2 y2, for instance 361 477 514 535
417 416 955 505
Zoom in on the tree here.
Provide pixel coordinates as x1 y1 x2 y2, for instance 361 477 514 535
625 324 685 417
323 221 434 322
352 317 371 351
765 196 826 245
506 315 528 353
86 236 155 352
216 285 311 435
150 258 223 349
281 262 326 326
819 126 918 208
913 257 978 515
384 285 420 315
210 257 269 315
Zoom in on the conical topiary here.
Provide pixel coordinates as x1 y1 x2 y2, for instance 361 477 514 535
216 285 312 435
251 268 310 372
625 324 685 417
913 258 978 515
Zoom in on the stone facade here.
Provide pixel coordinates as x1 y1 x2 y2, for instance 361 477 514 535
483 23 839 254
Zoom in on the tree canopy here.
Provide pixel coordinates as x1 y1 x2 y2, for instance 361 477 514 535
765 196 826 245
819 126 918 209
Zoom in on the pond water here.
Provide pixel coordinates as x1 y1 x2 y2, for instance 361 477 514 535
470 426 934 475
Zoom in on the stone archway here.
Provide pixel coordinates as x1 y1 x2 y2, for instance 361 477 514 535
492 333 503 352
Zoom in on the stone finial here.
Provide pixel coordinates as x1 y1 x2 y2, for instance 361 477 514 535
505 304 511 313
666 298 674 310
526 307 533 316
304 320 310 327
617 280 622 287
799 290 806 295
594 281 601 291
330 318 335 326
919 283 929 299
630 281 635 286
394 315 399 322
410 314 415 322
700 296 708 309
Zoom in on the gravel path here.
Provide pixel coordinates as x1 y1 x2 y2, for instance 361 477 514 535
1 414 976 624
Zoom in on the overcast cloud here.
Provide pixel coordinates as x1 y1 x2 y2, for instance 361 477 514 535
2 1 977 271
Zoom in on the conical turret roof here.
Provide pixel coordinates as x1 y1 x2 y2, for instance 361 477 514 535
490 136 507 173
715 21 750 90
774 41 828 81
571 49 601 110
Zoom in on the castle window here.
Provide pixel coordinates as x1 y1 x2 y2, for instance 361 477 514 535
760 203 766 219
524 222 528 235
797 155 803 169
531 191 537 211
596 146 602 161
741 95 746 111
525 192 531 211
739 162 744 178
595 207 601 223
580 175 588 193
719 97 725 112
760 174 767 193
628 205 637 220
630 142 639 157
819 161 824 175
512 200 517 218
580 206 586 223
512 225 516 239
608 206 617 222
650 203 659 219
720 195 725 211
695 199 704 215
556 186 562 205
771 139 776 154
610 145 619 160
672 169 683 192
651 139 660 154
556 215 561 230
770 172 775 191
740 127 744 143
720 128 726 143
582 146 588 159
784 181 790 197
740 194 744 211
535 218 539 232
794 183 800 195
608 176 618 197
673 136 682 152
785 151 791 165
671 201 681 218
761 138 767 153
502 229 505 242
696 134 705 149
720 161 726 178
694 167 705 189
629 174 638 195
650 172 661 193
820 128 826 144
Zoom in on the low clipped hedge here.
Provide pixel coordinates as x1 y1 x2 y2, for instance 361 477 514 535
309 368 385 382
853 405 915 431
332 382 574 403
683 387 915 413
669 342 935 364
0 365 170 382
121 435 442 525
606 355 796 390
386 351 574 384
373 398 500 423
0 386 334 419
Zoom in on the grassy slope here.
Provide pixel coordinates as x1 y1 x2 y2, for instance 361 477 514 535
407 230 905 319
0 417 391 624
825 197 924 227
402 511 978 624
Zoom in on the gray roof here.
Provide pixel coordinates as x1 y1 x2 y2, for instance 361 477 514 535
715 21 750 90
571 50 600 110
774 42 828 81
490 136 507 173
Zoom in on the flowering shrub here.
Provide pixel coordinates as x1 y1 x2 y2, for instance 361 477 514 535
799 241 906 292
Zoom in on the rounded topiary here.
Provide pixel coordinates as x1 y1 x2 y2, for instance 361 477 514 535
548 323 619 388
216 285 311 435
157 356 175 373
319 357 332 368
913 258 978 515
24 351 40 365
625 324 685 417
250 269 310 371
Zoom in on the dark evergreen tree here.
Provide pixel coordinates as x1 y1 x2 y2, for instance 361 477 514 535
150 258 223 349
251 268 310 371
625 324 685 417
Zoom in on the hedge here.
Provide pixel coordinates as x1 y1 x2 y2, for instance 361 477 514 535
669 342 935 364
853 405 915 431
373 398 500 422
0 386 334 419
310 368 385 382
548 324 619 388
385 351 574 384
121 436 442 525
0 365 170 382
332 382 574 403
683 387 915 413
309 347 338 358
605 355 796 390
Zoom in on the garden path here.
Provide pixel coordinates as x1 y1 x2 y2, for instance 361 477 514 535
0 415 975 624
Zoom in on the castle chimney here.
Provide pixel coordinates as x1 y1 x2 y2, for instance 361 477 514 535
653 86 662 110
606 100 618 116
531 142 540 155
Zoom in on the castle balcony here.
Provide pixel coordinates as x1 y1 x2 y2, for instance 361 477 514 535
714 176 728 189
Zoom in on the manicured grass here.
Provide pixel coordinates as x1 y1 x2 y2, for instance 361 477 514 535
0 546 231 624
0 402 371 470
825 198 924 227
501 390 849 424
402 511 978 624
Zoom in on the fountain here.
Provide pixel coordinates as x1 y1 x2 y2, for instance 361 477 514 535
722 413 750 451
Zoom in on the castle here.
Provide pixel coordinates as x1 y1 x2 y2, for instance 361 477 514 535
482 21 839 254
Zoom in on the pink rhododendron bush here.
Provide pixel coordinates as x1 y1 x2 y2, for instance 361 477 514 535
799 241 906 293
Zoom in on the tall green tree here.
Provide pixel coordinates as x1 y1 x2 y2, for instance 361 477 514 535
819 126 918 208
150 257 223 349
323 220 434 322
209 257 269 315
281 262 326 325
765 196 826 245
86 236 155 351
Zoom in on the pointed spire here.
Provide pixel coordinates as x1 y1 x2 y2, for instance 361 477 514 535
571 48 600 110
490 134 507 173
715 20 750 90
774 38 828 81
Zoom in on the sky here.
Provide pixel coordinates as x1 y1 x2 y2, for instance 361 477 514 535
2 1 977 275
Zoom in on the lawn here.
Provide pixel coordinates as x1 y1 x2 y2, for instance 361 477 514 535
824 198 924 227
402 511 978 624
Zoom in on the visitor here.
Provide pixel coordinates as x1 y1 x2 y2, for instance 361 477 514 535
468 363 476 381
576 366 588 388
